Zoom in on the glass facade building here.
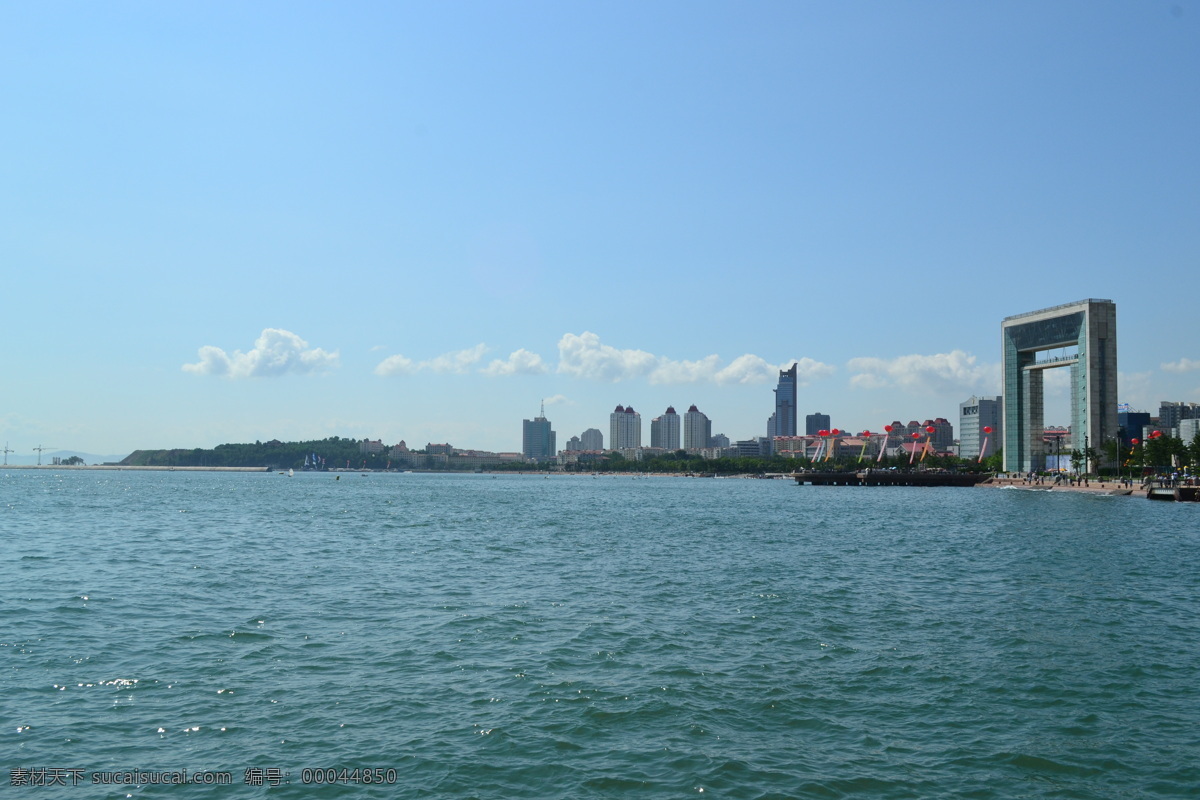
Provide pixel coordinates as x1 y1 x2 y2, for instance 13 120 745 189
1001 300 1117 473
772 364 798 438
522 414 556 461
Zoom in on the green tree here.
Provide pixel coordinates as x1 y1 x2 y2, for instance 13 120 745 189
1101 440 1122 474
1143 435 1184 475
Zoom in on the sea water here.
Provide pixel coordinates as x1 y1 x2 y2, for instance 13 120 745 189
3 470 1198 798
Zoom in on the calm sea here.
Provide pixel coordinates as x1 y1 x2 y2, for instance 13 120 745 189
3 470 1198 798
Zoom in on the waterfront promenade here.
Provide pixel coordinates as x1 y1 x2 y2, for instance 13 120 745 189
983 474 1142 496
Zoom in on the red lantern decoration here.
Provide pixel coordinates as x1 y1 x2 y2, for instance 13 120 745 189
1131 438 1140 445
884 425 893 432
1152 430 1162 438
831 429 840 436
818 429 828 437
860 430 871 437
911 432 920 439
982 426 993 434
925 426 935 434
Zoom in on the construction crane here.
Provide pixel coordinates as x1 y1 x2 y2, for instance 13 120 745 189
1 442 11 466
32 445 56 466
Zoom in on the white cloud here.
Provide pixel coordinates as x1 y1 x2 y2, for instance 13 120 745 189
374 354 416 376
1162 358 1200 373
646 355 723 385
1118 371 1155 411
714 355 836 386
557 332 659 382
375 344 488 377
543 394 569 406
183 329 339 378
846 350 996 395
1042 366 1072 395
424 344 488 374
482 348 549 377
556 332 832 386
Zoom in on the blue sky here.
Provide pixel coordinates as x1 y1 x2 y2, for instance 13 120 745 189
2 1 1197 458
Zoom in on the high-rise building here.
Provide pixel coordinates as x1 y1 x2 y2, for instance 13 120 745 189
1158 401 1200 430
609 405 625 449
772 363 798 438
960 396 1002 460
1117 410 1151 447
522 403 556 461
926 418 954 451
683 405 712 451
735 439 765 457
609 405 642 450
651 406 681 450
806 412 830 436
1001 299 1117 473
579 428 604 451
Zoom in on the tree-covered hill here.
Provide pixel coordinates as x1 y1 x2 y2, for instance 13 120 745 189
120 437 386 469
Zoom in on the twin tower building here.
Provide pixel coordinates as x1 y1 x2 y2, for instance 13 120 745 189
525 364 799 461
610 403 714 452
610 363 799 453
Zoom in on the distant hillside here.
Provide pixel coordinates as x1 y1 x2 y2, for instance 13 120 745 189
120 437 385 470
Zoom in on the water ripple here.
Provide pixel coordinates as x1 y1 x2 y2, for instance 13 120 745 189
2 472 1198 798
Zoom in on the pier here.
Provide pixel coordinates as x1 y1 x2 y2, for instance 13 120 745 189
1147 485 1200 502
792 471 988 487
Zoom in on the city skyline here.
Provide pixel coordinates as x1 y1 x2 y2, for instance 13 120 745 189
3 4 1197 457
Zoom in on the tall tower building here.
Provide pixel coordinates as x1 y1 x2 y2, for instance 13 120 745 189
651 406 681 450
772 363 798 437
522 401 556 461
683 405 712 451
609 405 642 450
